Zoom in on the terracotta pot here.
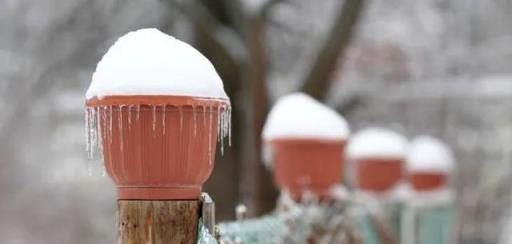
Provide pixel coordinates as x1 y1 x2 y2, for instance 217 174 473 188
86 95 230 200
269 138 346 200
354 157 403 192
409 172 447 191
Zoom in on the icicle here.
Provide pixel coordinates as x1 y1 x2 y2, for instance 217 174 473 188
220 105 225 155
128 105 132 130
208 104 213 165
225 107 229 139
152 105 156 133
85 108 91 158
193 105 197 137
93 107 99 154
109 105 113 144
228 107 232 146
179 106 183 132
86 106 99 159
96 107 103 154
118 106 124 153
118 105 123 130
224 106 228 137
217 105 221 142
89 108 94 159
203 105 207 129
136 104 140 120
161 104 166 134
224 105 228 154
102 106 107 144
88 108 93 158
91 107 95 158
92 107 99 158
221 104 228 155
89 108 93 156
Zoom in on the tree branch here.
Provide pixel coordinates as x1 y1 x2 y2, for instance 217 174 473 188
219 0 246 34
243 13 278 215
168 0 248 65
301 0 366 100
260 0 288 17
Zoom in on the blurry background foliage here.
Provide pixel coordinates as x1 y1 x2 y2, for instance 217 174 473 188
1 0 512 243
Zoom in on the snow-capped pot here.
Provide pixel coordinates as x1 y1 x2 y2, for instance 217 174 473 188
262 93 350 200
85 29 231 200
406 136 454 192
347 127 407 193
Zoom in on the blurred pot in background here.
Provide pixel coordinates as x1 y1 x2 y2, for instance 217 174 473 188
262 93 350 201
347 127 407 193
406 135 454 192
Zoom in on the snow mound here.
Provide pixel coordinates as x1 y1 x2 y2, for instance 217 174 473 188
262 93 350 141
347 127 407 159
406 135 454 173
86 28 228 100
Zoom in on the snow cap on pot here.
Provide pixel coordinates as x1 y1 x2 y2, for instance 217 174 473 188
406 135 454 192
347 127 407 193
86 28 228 100
262 93 350 200
85 28 231 200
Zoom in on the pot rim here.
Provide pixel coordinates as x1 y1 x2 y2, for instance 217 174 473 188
351 156 404 162
86 95 230 107
266 138 346 145
408 171 448 176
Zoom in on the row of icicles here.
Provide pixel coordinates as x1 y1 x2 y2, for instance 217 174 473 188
85 104 232 165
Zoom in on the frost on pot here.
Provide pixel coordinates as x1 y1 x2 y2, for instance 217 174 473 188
262 93 350 201
84 28 231 200
406 135 455 202
347 127 407 195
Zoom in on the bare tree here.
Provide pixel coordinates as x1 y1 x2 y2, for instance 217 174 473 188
166 0 366 215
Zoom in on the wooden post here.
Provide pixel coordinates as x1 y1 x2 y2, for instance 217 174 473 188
118 200 200 244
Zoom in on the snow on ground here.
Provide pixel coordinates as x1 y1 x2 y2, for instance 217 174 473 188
347 127 407 159
262 93 350 141
406 135 454 173
86 28 228 100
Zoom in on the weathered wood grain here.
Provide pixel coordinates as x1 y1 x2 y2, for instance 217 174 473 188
118 200 200 244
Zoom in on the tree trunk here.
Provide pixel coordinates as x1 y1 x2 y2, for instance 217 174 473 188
245 14 278 216
301 0 366 100
117 200 200 244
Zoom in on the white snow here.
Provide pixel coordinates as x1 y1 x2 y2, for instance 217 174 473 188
390 182 412 201
406 135 454 173
86 28 228 100
408 188 454 206
353 183 411 202
262 93 350 141
328 184 350 201
347 127 407 159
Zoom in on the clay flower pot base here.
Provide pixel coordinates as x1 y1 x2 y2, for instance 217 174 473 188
85 95 231 200
269 138 346 201
409 172 447 191
354 158 403 193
